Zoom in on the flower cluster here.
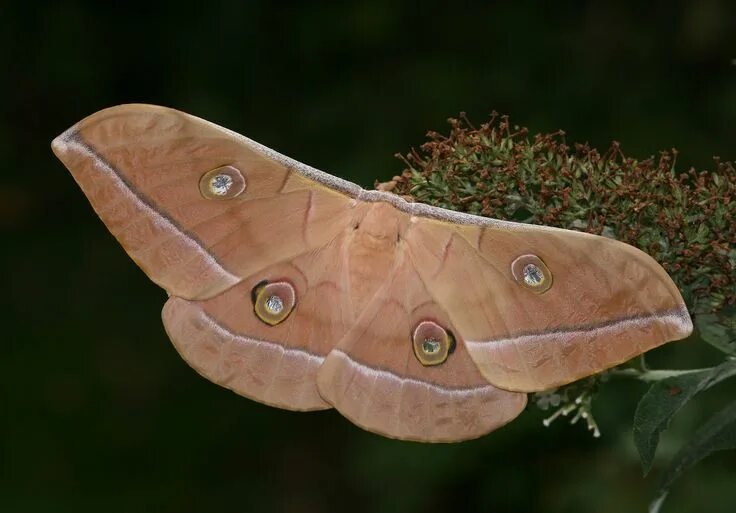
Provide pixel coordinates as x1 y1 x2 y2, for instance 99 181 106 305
391 113 735 314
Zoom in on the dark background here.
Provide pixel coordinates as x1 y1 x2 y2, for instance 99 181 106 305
3 1 735 512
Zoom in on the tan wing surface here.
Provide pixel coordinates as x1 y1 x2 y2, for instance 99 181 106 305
53 103 692 438
52 104 362 411
162 233 356 410
317 243 527 442
51 104 355 300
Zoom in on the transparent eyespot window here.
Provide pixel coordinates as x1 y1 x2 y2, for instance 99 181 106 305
511 254 552 293
209 174 233 196
523 263 545 286
199 165 246 200
422 338 441 354
412 321 455 366
252 280 296 326
265 295 284 315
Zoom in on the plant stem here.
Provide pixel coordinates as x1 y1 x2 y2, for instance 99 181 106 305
608 367 712 382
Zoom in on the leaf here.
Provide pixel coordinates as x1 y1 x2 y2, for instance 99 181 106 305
696 306 736 355
633 359 736 474
649 400 736 513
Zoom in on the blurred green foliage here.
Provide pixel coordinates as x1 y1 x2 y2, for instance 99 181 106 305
2 1 735 512
633 359 736 476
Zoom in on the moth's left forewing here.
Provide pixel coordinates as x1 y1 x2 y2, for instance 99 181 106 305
407 217 692 393
51 104 356 300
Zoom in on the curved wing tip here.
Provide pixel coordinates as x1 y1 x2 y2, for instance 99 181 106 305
671 303 694 339
51 125 77 156
50 104 177 157
56 104 181 139
89 103 176 117
50 134 66 155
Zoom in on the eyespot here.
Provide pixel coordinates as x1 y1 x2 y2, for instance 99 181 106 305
511 254 552 293
412 321 455 366
252 280 296 325
199 165 246 200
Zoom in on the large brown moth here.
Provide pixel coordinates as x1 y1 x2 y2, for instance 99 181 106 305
52 105 693 442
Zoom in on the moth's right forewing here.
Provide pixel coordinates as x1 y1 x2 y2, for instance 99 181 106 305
406 218 692 392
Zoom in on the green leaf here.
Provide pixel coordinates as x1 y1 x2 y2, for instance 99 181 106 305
649 400 736 513
696 306 736 355
633 359 736 474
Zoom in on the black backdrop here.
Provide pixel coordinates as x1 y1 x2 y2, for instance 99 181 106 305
3 1 735 512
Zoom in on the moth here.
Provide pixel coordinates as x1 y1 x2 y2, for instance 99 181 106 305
52 105 693 442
